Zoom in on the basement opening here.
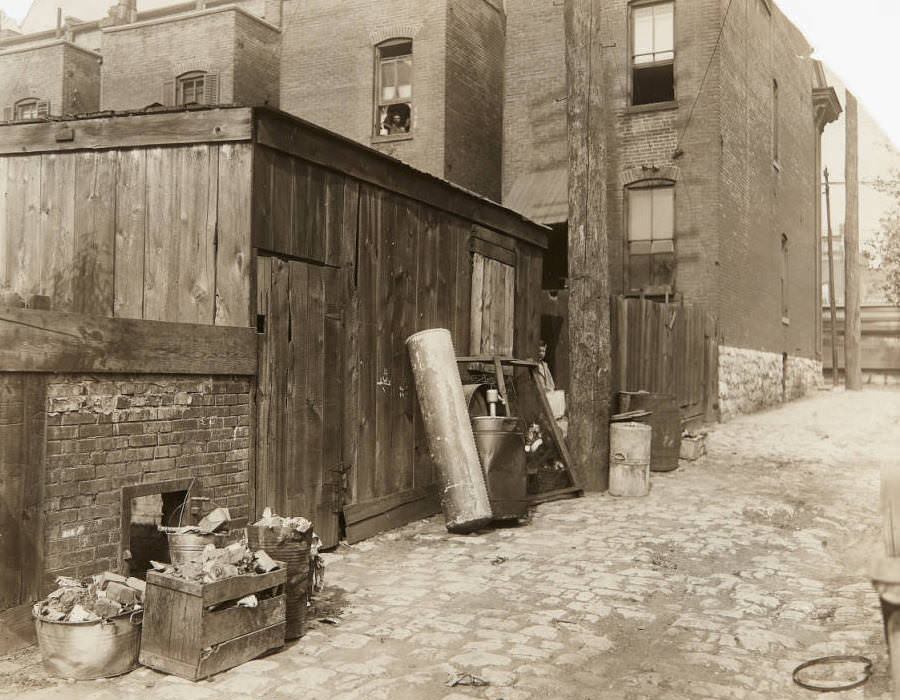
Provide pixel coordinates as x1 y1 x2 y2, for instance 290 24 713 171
120 479 196 580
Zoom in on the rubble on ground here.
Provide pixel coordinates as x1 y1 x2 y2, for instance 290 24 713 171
34 573 145 623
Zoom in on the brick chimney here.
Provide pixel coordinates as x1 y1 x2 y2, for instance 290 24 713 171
101 0 137 27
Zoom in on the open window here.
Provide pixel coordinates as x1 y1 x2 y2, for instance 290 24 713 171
375 39 412 137
626 180 675 294
631 1 675 106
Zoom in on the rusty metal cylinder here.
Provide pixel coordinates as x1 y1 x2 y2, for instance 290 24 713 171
406 328 492 532
247 527 310 639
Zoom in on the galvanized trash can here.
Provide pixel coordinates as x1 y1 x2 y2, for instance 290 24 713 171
34 609 142 680
609 421 652 497
471 416 528 520
166 531 232 564
247 527 311 639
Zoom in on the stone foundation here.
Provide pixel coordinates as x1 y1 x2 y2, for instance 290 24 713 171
718 346 822 421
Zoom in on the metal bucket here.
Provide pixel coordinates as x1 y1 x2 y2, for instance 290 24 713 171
618 391 681 472
609 421 651 497
471 416 528 520
247 527 310 639
167 531 231 564
34 609 142 680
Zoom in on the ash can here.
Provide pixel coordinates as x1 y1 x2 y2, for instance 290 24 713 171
471 416 528 520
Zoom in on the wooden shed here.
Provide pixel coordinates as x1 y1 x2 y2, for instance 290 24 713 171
0 106 549 558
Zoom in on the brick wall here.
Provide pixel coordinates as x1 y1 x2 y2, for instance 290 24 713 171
43 374 252 586
444 0 505 200
717 0 817 358
232 10 281 108
279 0 448 185
62 42 101 114
0 42 66 116
101 10 236 110
502 0 566 201
504 0 818 360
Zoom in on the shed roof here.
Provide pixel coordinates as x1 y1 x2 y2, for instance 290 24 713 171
504 167 568 225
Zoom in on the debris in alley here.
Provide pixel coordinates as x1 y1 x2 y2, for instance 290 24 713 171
148 541 282 584
34 574 145 623
447 672 489 687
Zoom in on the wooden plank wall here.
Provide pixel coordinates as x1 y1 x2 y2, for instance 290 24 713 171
0 144 253 327
250 145 545 543
612 297 718 423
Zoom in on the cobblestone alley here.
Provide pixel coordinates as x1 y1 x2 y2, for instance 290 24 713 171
4 388 900 700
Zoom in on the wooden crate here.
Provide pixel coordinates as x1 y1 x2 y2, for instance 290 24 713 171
139 566 287 681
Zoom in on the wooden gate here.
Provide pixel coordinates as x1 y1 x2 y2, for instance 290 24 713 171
256 255 344 547
612 297 719 423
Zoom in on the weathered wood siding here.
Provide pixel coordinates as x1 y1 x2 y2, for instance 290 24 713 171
0 144 253 327
251 142 544 543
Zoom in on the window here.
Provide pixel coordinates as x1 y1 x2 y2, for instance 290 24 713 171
772 79 780 165
626 182 675 292
375 39 412 136
631 1 674 106
8 98 49 121
166 71 219 107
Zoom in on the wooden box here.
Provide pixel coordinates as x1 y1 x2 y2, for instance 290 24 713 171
139 566 286 681
680 435 706 461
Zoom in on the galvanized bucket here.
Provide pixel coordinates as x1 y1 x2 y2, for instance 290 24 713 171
166 531 232 564
247 526 310 639
34 609 142 680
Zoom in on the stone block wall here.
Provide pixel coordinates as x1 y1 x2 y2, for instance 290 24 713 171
43 374 252 587
785 356 823 401
719 346 822 421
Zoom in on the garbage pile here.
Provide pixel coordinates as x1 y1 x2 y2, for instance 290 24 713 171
253 507 313 541
160 506 232 536
149 541 280 584
34 573 145 623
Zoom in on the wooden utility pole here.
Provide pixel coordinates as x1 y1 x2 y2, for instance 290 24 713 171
824 168 840 387
565 0 611 492
844 90 862 390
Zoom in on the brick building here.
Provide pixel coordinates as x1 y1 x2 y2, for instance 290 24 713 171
504 0 841 418
279 0 506 200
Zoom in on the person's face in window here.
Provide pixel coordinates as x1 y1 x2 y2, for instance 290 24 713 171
538 343 548 361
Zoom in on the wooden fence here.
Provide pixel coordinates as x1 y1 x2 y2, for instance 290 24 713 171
612 297 719 424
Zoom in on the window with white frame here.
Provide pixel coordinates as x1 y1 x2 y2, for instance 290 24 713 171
178 71 207 105
375 39 412 136
631 1 675 106
626 182 675 292
11 98 49 120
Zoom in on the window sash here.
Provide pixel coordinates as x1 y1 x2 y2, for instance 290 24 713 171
632 2 674 64
378 56 412 105
15 101 38 119
179 75 206 105
628 186 674 242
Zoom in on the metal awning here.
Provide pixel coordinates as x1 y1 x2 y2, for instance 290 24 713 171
504 167 568 225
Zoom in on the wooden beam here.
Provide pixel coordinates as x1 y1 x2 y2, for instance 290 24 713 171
0 306 257 375
565 0 611 492
0 603 37 655
252 109 548 251
0 108 252 155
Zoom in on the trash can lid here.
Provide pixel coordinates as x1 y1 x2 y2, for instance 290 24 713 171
610 409 652 422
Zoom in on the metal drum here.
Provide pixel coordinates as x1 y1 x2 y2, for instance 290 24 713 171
34 609 142 680
247 527 311 639
618 391 681 472
471 416 528 520
609 421 651 497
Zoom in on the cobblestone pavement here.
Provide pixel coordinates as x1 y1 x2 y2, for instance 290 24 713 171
4 389 900 699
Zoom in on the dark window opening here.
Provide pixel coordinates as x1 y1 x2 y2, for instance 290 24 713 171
542 222 568 291
633 63 675 106
126 491 186 579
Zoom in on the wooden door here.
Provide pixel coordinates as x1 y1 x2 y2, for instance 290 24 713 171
470 252 515 355
256 256 343 547
0 373 46 652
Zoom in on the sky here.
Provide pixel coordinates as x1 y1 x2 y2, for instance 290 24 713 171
0 0 898 145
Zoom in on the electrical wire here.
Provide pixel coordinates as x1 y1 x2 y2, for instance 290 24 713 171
674 0 737 155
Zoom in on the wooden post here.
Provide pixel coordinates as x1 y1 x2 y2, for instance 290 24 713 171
824 168 840 387
844 91 862 390
565 0 611 492
874 461 900 699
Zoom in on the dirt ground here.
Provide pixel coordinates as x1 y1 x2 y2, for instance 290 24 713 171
3 387 900 699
